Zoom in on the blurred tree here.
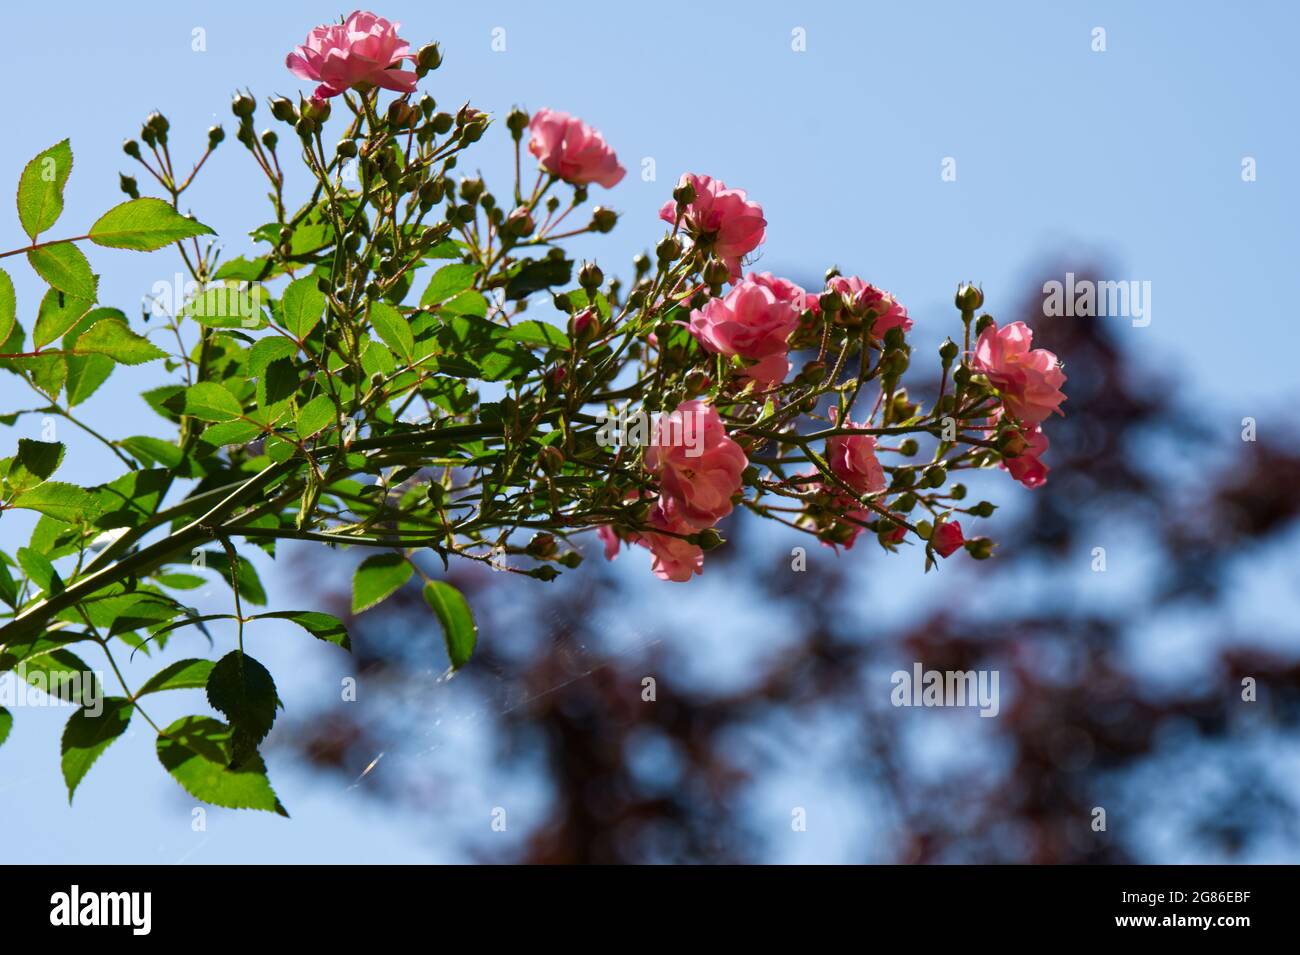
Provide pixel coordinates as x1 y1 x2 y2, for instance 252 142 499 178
279 268 1300 863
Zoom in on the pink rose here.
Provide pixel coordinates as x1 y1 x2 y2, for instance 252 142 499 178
688 277 801 387
527 108 625 189
826 275 911 338
597 503 705 582
826 408 886 495
822 487 872 551
971 320 1067 426
659 174 766 279
645 399 748 529
286 10 418 99
637 503 706 582
932 518 965 558
596 524 622 561
748 272 813 313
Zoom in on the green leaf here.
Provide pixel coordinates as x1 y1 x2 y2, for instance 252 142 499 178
16 139 73 241
202 549 268 606
420 262 478 307
254 610 351 651
33 287 93 348
352 552 413 613
120 435 185 469
207 650 279 749
137 658 214 696
0 707 11 748
442 290 489 318
8 481 100 523
61 698 132 802
64 351 113 406
27 243 98 301
89 198 215 251
156 715 287 815
296 393 336 439
505 257 572 300
71 317 167 365
19 650 100 707
508 320 570 349
368 301 414 362
182 381 243 421
8 438 64 492
183 282 266 329
280 276 325 339
435 314 539 381
16 545 59 593
422 581 477 669
93 467 171 529
0 267 15 344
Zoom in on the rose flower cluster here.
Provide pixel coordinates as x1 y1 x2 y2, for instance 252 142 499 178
282 10 1068 584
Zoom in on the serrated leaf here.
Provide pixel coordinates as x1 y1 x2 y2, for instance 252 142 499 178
8 438 64 492
17 140 72 241
89 198 214 251
19 650 100 707
368 300 414 362
183 282 266 329
280 276 325 339
61 698 132 802
16 545 59 593
27 243 98 301
352 552 413 613
505 257 572 300
254 610 351 651
420 262 478 307
422 580 477 669
206 650 279 748
33 287 93 348
182 381 243 421
71 318 167 365
508 319 570 349
0 267 15 344
64 351 113 406
137 658 215 696
156 715 287 815
8 481 100 522
296 393 336 439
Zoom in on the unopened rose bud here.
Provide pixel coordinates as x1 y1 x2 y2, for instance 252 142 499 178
922 465 947 488
702 258 730 286
416 42 443 75
578 262 603 291
556 551 583 569
119 174 139 199
232 93 256 118
633 253 651 276
207 125 225 148
950 483 967 500
683 369 710 396
818 290 843 314
899 438 919 457
506 107 529 140
656 236 682 262
426 482 446 506
971 501 995 518
693 528 724 551
295 116 315 139
269 96 297 123
964 537 994 559
123 139 141 159
955 283 984 312
304 96 331 124
505 207 534 237
431 111 454 135
147 111 169 135
527 533 559 559
260 129 278 150
975 314 996 337
590 207 618 233
824 265 842 282
997 428 1029 458
939 338 959 365
672 179 696 208
798 361 826 384
570 307 600 343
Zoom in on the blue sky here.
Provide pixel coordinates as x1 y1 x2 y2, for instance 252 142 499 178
2 1 1298 862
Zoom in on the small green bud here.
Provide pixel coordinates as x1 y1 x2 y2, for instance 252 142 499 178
955 283 984 312
232 93 256 118
119 174 139 199
123 139 141 159
416 42 443 75
578 262 604 291
590 206 618 233
898 439 919 457
971 501 995 518
656 236 682 262
506 107 529 139
269 96 297 123
260 129 278 150
207 125 225 148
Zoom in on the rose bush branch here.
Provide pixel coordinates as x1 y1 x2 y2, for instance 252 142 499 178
0 10 1066 813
